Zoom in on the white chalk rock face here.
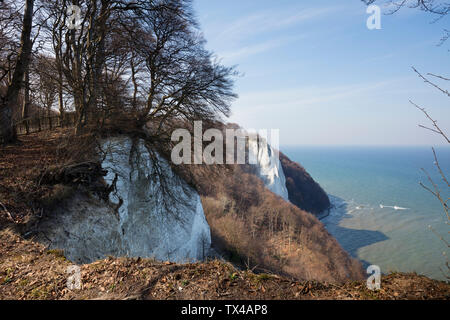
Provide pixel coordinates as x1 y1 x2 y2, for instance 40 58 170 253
248 138 289 201
102 137 211 263
39 136 211 264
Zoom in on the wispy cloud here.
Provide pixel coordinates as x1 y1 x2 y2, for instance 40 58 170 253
208 5 340 62
232 79 406 114
218 6 339 43
218 35 306 61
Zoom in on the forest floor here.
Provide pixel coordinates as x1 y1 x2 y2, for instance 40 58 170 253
0 131 449 300
0 129 72 226
0 228 449 300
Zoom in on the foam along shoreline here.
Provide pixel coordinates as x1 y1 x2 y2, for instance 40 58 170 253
317 194 343 220
379 204 410 211
317 208 331 220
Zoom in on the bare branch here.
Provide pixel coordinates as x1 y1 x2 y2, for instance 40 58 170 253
428 72 450 81
410 100 450 144
420 168 450 221
412 66 450 98
432 147 450 188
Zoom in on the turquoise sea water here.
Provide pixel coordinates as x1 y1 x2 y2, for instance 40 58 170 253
282 146 450 281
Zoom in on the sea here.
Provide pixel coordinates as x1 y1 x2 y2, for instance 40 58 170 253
282 145 450 281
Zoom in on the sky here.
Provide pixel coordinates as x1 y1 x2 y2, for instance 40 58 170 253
193 0 450 146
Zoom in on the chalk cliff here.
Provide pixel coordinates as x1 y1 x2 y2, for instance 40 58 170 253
38 136 211 264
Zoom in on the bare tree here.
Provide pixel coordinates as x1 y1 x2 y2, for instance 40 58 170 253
0 0 236 141
32 55 58 129
0 0 35 144
92 1 237 138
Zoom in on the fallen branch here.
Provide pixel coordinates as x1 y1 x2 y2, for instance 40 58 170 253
0 200 14 222
38 161 107 186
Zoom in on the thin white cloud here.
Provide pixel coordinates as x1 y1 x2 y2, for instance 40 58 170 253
218 35 306 61
207 6 340 62
217 6 340 44
232 79 402 113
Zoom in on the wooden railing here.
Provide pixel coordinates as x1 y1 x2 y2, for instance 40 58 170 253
5 110 139 142
15 113 77 136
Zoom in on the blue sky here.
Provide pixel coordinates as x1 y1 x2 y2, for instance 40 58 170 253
193 0 450 146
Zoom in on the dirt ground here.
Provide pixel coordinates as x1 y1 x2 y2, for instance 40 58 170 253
0 130 72 226
0 229 448 300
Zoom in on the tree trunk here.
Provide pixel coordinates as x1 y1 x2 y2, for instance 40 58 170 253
74 93 85 135
37 108 41 132
58 70 64 127
22 69 31 135
0 101 14 144
48 113 53 130
0 0 35 144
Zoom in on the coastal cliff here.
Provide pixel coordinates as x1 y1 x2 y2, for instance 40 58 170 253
245 137 330 218
279 152 331 216
1 130 362 285
248 138 289 201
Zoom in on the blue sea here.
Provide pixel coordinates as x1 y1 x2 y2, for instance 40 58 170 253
282 146 450 281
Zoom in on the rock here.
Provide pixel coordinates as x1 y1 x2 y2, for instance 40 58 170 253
37 136 211 264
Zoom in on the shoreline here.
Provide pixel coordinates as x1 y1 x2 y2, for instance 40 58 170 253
317 207 331 220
